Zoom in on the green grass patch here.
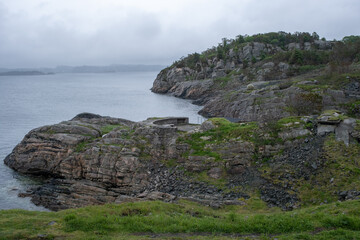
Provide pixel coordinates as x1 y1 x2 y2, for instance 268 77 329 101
100 124 129 135
1 200 360 239
298 135 360 206
75 141 91 152
316 71 360 89
319 110 348 121
189 170 227 189
296 83 329 92
214 76 232 88
277 116 305 126
178 118 258 161
297 65 325 74
343 100 360 117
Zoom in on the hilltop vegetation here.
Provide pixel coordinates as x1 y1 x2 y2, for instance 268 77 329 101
152 32 360 122
172 32 359 72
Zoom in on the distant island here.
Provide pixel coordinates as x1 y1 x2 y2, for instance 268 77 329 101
0 70 53 76
0 64 165 75
54 64 165 73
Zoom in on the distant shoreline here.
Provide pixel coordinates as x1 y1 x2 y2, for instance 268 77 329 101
0 71 54 76
0 64 166 75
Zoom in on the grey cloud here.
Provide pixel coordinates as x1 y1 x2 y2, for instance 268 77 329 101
0 0 359 68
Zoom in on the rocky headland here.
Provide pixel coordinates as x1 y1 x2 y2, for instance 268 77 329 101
151 32 360 122
4 110 360 211
3 32 360 212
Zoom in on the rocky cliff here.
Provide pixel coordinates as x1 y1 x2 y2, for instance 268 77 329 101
5 112 360 211
152 32 360 122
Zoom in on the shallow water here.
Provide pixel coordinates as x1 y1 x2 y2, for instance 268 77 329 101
0 72 204 210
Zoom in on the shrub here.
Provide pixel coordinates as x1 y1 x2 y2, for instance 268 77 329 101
287 92 322 115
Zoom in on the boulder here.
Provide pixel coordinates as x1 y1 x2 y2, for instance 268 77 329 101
335 118 357 146
200 120 215 131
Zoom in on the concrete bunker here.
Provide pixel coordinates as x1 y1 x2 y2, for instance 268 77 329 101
153 117 189 126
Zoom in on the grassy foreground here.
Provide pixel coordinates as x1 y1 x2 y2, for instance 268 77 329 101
1 200 360 239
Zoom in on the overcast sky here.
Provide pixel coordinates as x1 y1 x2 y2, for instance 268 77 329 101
0 0 359 68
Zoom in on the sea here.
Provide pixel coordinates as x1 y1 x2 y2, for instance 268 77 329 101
0 71 204 211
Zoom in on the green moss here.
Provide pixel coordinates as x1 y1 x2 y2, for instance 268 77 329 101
100 124 129 135
223 90 238 102
213 76 232 87
147 117 165 120
162 158 178 168
295 83 329 92
356 120 360 132
297 64 325 74
322 109 342 115
319 110 348 121
191 170 227 189
343 100 360 117
317 71 360 89
209 118 259 140
277 116 305 126
46 129 56 135
75 141 90 152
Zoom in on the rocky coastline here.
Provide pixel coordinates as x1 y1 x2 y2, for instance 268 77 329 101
4 111 360 211
3 32 360 211
151 37 360 122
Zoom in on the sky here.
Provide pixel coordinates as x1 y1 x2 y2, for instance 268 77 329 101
0 0 359 68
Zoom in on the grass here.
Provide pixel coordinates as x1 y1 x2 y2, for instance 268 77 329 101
277 116 304 126
188 170 227 189
343 100 360 117
1 200 360 239
298 135 360 206
295 83 330 92
318 110 348 121
74 141 90 152
100 124 129 135
316 71 360 89
214 76 232 88
297 65 325 74
178 118 258 161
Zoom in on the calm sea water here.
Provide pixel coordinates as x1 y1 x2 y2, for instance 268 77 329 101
0 72 204 210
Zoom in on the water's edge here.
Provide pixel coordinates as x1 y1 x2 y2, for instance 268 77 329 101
0 72 204 210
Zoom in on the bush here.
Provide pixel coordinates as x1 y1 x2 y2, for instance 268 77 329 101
343 101 360 117
287 92 323 115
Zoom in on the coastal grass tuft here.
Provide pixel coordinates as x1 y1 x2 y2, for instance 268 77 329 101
75 141 91 152
298 135 360 206
1 200 360 239
100 124 129 135
178 118 258 161
187 170 227 189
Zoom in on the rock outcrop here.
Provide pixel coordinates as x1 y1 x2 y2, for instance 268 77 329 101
151 33 360 122
5 114 249 210
5 112 360 211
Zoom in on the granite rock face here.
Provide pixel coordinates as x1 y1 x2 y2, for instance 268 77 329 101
5 114 253 210
151 38 360 122
5 113 360 211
